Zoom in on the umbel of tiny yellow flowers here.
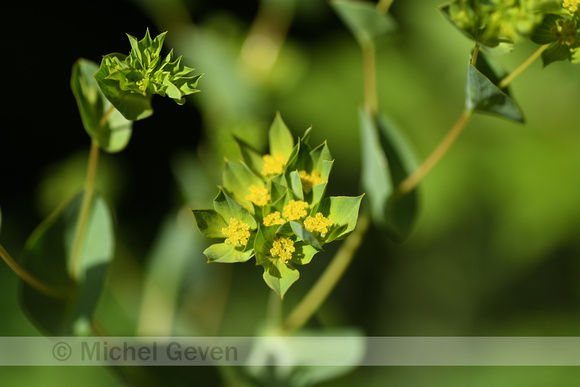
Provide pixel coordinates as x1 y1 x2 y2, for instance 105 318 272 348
222 218 251 247
245 185 270 206
270 236 295 264
283 200 309 221
563 0 579 13
261 153 287 176
299 170 324 193
304 213 334 234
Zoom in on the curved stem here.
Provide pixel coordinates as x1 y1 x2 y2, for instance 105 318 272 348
0 244 63 298
498 44 549 89
69 139 100 277
281 214 370 334
398 108 473 195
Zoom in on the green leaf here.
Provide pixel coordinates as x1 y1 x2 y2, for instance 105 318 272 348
222 161 265 210
94 53 154 121
268 112 295 160
466 52 524 122
542 42 572 67
530 14 560 45
317 195 364 243
19 192 114 335
204 242 254 263
258 253 300 299
191 209 228 238
234 135 265 177
290 221 323 251
359 109 418 242
213 189 257 230
331 0 396 47
71 59 133 152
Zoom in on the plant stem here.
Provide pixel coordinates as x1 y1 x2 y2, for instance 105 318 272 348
0 244 63 298
362 43 378 116
376 0 394 14
267 289 282 330
281 214 370 334
69 139 100 277
398 108 473 195
498 44 548 89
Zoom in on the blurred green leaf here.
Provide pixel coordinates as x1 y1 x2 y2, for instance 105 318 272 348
466 52 524 122
71 59 133 152
19 192 114 335
542 42 573 67
331 0 396 47
359 110 418 242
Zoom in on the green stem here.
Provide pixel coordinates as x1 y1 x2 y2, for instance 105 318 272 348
398 108 474 195
281 214 370 334
0 244 63 298
362 43 378 116
69 139 100 277
498 44 548 89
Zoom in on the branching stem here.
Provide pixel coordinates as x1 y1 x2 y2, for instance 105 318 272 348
0 244 63 298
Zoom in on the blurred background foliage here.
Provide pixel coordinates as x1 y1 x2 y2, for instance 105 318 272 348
2 0 580 385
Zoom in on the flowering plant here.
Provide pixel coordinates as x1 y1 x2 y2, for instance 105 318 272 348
193 114 363 298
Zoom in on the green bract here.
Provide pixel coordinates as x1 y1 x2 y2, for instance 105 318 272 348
531 13 580 66
95 29 203 120
192 113 363 298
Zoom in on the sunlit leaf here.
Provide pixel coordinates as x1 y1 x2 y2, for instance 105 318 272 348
269 112 295 160
71 59 133 152
19 192 114 335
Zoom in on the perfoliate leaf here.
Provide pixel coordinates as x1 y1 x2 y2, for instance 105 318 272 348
191 209 228 238
359 110 418 242
465 52 524 122
71 59 133 152
331 0 396 47
19 192 114 335
269 112 295 160
258 253 300 299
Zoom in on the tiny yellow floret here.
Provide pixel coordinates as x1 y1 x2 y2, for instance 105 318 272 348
261 152 286 176
270 236 295 264
304 212 334 234
245 185 270 206
563 0 579 13
298 170 324 193
263 211 285 226
283 200 309 221
221 218 251 247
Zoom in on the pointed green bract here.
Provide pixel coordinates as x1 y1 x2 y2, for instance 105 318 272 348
71 59 133 152
466 52 524 122
259 253 300 299
191 209 228 238
19 192 114 335
331 0 396 47
204 242 254 263
213 189 257 229
268 112 295 160
94 29 202 120
223 161 265 211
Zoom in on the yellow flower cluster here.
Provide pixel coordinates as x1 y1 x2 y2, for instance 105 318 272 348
563 0 579 13
221 218 251 247
261 152 286 176
298 170 324 193
304 212 333 234
283 200 309 221
263 211 285 226
245 185 270 206
270 236 295 263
